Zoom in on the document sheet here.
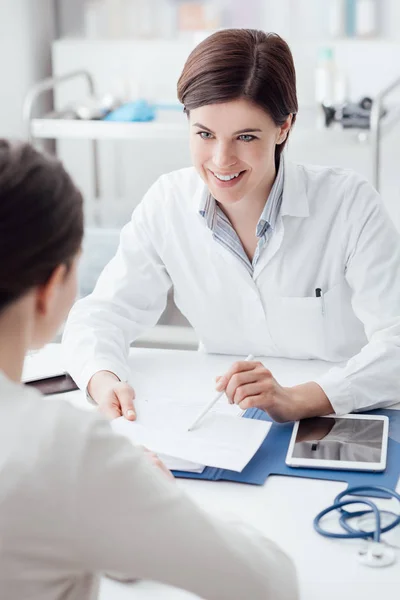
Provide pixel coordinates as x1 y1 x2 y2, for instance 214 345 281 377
111 395 271 472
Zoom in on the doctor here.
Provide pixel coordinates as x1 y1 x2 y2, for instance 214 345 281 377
63 29 400 422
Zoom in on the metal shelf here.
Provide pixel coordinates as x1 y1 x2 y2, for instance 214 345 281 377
24 69 188 141
30 113 188 141
23 70 400 192
23 70 189 207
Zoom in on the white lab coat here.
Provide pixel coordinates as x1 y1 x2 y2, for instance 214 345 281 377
63 159 400 415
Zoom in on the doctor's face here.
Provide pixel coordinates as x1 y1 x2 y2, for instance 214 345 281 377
189 98 286 206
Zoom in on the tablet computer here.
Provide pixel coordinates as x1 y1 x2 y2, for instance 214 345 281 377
25 373 79 396
285 414 389 472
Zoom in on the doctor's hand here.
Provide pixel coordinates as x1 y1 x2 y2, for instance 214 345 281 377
216 360 333 423
87 370 136 421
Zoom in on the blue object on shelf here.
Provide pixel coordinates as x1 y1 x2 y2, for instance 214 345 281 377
173 408 400 499
104 99 155 122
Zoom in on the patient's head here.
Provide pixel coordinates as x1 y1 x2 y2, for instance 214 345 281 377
0 140 84 348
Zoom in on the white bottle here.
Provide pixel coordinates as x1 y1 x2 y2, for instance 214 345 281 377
334 70 349 105
328 0 346 39
315 47 337 107
83 0 106 39
103 0 126 38
136 0 157 38
355 0 378 38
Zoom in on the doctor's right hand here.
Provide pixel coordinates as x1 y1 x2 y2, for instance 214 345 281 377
87 370 136 421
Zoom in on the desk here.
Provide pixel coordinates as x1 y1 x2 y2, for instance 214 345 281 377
26 346 400 600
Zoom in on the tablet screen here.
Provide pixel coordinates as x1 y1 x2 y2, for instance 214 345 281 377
291 417 385 463
25 374 79 395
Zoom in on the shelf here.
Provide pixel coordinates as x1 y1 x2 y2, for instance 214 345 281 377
31 111 188 141
29 108 364 143
29 105 400 145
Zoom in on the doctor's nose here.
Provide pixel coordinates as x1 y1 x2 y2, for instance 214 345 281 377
213 143 237 170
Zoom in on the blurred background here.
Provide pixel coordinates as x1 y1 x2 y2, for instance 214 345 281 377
1 0 399 347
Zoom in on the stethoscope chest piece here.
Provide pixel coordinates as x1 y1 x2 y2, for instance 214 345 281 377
358 541 396 568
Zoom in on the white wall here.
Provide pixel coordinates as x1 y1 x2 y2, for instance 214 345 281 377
0 0 55 138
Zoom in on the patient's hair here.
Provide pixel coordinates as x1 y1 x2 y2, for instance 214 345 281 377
177 29 298 162
0 140 84 312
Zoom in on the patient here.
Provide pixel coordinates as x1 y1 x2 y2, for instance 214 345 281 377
0 140 298 600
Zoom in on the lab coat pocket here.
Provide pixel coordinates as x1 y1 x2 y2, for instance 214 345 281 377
268 295 326 359
267 281 363 361
323 280 366 360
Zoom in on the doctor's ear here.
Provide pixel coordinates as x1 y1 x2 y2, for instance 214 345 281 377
277 114 293 145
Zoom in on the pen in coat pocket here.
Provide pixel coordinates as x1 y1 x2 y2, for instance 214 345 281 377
187 354 254 431
315 288 325 316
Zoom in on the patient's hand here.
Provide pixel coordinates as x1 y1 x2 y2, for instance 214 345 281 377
141 447 175 481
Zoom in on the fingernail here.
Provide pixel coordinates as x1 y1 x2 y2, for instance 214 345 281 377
216 379 225 391
126 409 135 419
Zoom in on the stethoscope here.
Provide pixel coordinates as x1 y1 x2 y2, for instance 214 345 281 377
314 486 400 567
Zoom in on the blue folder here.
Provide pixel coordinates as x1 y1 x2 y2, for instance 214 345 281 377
173 409 400 498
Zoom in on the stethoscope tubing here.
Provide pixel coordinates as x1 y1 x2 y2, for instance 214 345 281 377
314 486 400 543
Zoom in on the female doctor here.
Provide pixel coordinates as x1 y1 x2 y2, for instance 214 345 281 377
63 29 400 422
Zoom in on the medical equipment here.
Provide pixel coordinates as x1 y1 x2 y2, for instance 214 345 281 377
321 96 387 129
314 485 400 567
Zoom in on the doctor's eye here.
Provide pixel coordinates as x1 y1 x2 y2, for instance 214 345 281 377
238 134 257 142
197 131 214 140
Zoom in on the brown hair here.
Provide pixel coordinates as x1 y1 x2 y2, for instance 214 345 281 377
0 140 84 312
177 29 298 161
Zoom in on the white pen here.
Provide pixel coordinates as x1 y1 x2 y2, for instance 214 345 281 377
187 354 254 432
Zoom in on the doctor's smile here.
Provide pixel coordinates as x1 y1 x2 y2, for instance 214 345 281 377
209 169 247 187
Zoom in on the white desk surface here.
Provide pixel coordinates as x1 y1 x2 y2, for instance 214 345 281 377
25 345 400 600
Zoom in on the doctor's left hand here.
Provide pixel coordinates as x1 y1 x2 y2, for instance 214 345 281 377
216 360 333 423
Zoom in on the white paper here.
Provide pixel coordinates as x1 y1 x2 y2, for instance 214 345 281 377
111 396 271 472
156 454 205 473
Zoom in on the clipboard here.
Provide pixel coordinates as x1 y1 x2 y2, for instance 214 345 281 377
173 408 400 499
